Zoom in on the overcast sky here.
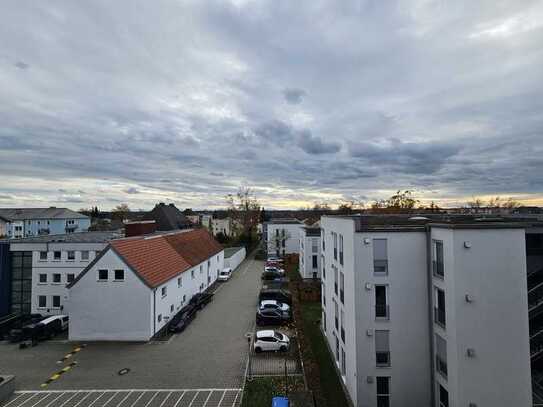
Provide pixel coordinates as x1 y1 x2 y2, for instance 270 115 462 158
1 0 543 210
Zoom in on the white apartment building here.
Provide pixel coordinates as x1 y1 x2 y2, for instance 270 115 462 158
266 219 304 257
7 232 120 316
320 215 532 407
299 226 321 279
67 229 224 341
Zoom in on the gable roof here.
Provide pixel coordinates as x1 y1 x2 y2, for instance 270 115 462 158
68 229 223 289
0 207 89 221
142 203 191 231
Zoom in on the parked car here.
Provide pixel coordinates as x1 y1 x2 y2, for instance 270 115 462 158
261 271 286 282
1 313 43 340
265 266 285 275
168 304 197 333
259 289 292 305
218 268 232 281
256 308 291 326
189 292 214 310
22 315 69 341
259 300 290 313
254 330 290 353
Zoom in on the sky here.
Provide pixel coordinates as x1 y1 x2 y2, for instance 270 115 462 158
1 0 543 210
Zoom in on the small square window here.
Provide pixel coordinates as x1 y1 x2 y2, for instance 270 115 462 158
81 251 89 260
39 251 48 260
177 277 182 287
67 274 75 283
52 296 61 308
98 269 108 281
54 251 61 260
53 274 61 283
39 274 47 283
161 287 167 297
191 270 195 279
67 251 75 260
38 296 46 308
170 304 174 313
114 270 124 281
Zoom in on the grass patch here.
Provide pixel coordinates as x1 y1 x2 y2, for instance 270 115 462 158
299 302 350 407
241 376 305 407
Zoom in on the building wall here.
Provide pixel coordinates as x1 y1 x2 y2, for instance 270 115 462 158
0 219 6 237
0 243 11 317
6 217 91 238
266 223 303 255
212 218 233 237
224 247 246 271
68 249 153 341
431 227 532 407
299 230 321 279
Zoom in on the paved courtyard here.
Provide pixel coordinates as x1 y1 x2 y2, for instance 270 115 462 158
0 255 263 406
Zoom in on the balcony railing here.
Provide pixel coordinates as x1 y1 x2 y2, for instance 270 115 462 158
376 351 390 367
436 355 448 378
434 307 446 328
375 304 390 320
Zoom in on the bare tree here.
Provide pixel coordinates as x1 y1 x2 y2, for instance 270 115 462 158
370 190 419 213
226 187 261 239
111 203 130 221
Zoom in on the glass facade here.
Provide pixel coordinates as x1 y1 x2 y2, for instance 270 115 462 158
10 251 32 315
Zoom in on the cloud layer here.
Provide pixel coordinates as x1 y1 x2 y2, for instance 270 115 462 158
1 0 543 209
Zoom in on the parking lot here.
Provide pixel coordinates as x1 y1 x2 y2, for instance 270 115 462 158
0 256 263 406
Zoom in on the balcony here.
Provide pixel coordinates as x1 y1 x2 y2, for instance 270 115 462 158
375 304 390 320
434 307 446 328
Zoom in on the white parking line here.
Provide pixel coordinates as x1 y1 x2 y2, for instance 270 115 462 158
85 391 105 407
127 391 145 407
202 391 213 407
29 393 50 407
57 392 79 407
141 391 158 407
157 391 171 407
187 391 199 407
1 393 25 407
43 393 64 407
72 392 92 407
172 391 186 407
217 391 227 406
115 391 133 407
232 390 240 407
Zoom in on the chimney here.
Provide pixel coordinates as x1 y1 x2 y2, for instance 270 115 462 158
125 221 157 237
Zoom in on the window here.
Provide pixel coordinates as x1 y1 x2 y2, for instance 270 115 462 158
200 265 203 274
191 270 195 279
322 234 325 251
52 296 61 308
339 234 344 265
39 274 47 283
373 239 388 275
39 251 48 261
158 314 162 323
439 384 449 407
322 284 326 306
53 251 61 261
81 251 89 260
334 267 338 295
312 255 318 269
375 330 390 367
312 271 317 279
322 255 326 279
53 273 61 283
434 287 446 328
340 309 345 343
375 285 389 319
334 300 339 330
38 295 46 308
333 232 338 260
67 251 75 261
335 334 340 361
177 277 182 287
312 239 318 253
376 377 390 407
67 274 75 283
339 272 344 304
170 304 174 313
433 240 444 278
161 286 167 297
98 269 108 281
183 294 186 303
114 270 124 281
435 334 448 378
341 347 346 376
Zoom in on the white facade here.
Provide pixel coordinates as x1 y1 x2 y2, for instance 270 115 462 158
299 228 321 279
9 239 109 316
320 216 532 407
212 217 235 237
68 246 224 341
224 247 246 271
266 221 304 256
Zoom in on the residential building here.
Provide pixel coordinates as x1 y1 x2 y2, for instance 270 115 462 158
142 203 191 231
0 231 120 317
299 225 321 279
265 218 304 257
224 246 246 271
0 208 90 239
211 216 237 237
67 228 223 341
320 215 532 407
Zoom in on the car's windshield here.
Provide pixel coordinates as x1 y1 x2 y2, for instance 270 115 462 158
274 332 283 340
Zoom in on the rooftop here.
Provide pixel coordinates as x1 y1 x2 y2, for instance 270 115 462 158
0 207 89 221
224 246 244 258
266 218 304 225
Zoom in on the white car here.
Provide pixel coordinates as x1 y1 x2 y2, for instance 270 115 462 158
264 266 285 275
254 330 290 353
218 268 232 281
259 300 290 312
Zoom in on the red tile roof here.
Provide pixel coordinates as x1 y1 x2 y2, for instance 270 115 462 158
110 229 223 288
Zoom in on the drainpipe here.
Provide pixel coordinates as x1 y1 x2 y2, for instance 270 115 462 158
153 288 156 336
426 225 436 406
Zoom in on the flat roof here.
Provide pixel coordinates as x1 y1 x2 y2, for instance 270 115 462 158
2 231 122 244
224 246 244 258
266 218 303 225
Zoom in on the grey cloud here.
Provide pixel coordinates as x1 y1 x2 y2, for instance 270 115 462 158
297 131 341 155
14 61 29 70
283 88 306 104
125 187 140 194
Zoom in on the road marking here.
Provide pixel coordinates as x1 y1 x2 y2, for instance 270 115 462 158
217 391 227 406
187 391 199 407
202 391 213 407
57 393 80 407
72 392 92 407
56 344 87 364
29 393 50 407
127 391 146 407
43 393 64 407
115 391 133 407
1 393 25 407
85 392 105 407
141 391 158 407
40 362 78 387
101 391 119 407
172 391 186 407
231 390 240 407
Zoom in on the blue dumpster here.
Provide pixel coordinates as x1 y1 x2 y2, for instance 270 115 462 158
272 396 289 407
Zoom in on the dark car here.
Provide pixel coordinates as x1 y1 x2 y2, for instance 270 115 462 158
256 308 291 326
261 271 286 282
168 304 197 333
21 315 67 341
259 289 292 306
189 293 214 310
0 313 43 340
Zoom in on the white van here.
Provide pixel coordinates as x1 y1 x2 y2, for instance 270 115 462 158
218 268 232 281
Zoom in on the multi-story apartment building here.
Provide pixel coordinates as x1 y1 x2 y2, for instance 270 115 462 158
320 215 532 407
0 207 90 239
265 219 304 257
299 226 321 279
0 231 120 317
